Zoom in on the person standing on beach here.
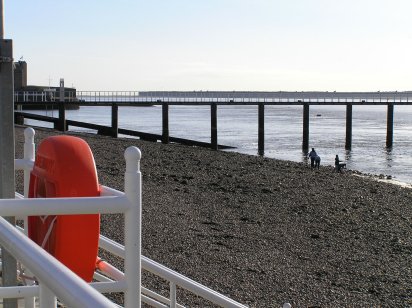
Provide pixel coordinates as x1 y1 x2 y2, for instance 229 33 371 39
315 155 321 169
335 154 342 172
308 148 317 168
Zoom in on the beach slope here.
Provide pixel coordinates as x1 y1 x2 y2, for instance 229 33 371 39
14 126 412 307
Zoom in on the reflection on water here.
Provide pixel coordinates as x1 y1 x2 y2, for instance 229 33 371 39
344 150 352 162
301 153 309 164
385 148 393 164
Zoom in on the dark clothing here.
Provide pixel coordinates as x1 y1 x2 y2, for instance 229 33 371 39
335 155 344 172
308 149 317 168
315 155 321 169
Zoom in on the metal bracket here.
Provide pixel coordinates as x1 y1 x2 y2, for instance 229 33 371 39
0 56 13 63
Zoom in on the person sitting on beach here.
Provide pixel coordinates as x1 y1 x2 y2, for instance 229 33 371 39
335 154 346 173
315 155 321 169
308 148 317 168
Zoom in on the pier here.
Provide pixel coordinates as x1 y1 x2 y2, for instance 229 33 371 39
14 90 412 154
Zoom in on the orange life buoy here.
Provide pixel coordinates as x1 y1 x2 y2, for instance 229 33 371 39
28 135 100 282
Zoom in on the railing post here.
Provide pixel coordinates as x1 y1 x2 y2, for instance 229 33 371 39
23 127 35 239
24 296 35 308
23 127 35 198
211 103 217 150
386 103 394 148
258 103 264 156
39 283 57 307
345 104 352 150
162 102 169 144
111 103 118 138
302 102 309 153
170 282 176 308
124 147 142 308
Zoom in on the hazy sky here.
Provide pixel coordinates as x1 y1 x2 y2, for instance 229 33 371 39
5 0 412 91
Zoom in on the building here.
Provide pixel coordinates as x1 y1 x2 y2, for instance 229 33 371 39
14 60 27 90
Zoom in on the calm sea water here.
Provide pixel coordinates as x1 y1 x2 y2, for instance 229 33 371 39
26 105 412 184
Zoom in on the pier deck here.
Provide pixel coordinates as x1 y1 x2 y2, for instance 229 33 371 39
14 90 412 106
14 90 411 155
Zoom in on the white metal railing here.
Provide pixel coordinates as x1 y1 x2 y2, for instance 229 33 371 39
14 90 412 105
98 234 247 308
14 91 79 103
0 217 117 307
1 127 141 307
0 127 247 308
74 90 412 104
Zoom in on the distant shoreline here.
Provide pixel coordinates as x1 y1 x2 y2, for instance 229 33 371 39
352 173 412 189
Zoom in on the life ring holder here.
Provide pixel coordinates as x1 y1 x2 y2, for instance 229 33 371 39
28 135 100 282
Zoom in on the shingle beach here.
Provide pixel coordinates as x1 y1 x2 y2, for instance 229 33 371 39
14 125 412 307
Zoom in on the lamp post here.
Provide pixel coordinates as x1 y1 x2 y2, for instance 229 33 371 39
0 1 18 307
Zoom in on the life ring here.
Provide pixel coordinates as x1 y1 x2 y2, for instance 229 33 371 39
28 135 100 282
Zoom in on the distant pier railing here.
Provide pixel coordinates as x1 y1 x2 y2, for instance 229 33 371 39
14 91 412 154
14 90 412 105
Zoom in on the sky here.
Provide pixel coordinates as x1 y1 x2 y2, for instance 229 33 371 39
5 0 412 91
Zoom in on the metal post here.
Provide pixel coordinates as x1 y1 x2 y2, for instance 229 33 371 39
111 103 118 138
211 103 217 150
39 283 57 307
23 127 35 240
302 102 309 152
345 104 352 150
58 78 66 131
124 147 142 307
162 102 169 144
170 282 177 308
386 103 394 148
0 20 18 307
258 103 264 156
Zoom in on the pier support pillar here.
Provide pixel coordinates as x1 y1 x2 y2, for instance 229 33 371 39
211 103 218 150
162 102 169 144
386 103 394 148
345 104 352 150
57 79 66 132
302 103 309 153
14 112 24 125
111 103 118 138
258 103 264 156
57 104 66 131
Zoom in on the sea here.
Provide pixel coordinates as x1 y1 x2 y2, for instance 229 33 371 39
26 104 412 185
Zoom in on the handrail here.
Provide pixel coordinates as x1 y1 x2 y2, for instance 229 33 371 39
0 128 143 307
14 90 412 105
98 235 248 308
0 195 130 216
1 127 247 307
142 257 247 308
0 216 116 307
0 285 38 298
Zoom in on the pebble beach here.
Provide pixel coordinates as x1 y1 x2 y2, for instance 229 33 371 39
14 125 412 307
